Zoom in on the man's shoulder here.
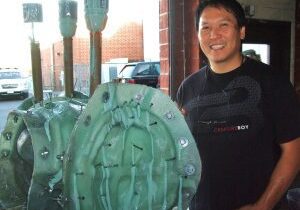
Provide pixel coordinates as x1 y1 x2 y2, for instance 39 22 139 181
182 66 207 85
245 58 271 73
243 58 277 84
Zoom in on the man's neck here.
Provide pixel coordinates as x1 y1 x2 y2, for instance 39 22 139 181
209 54 244 74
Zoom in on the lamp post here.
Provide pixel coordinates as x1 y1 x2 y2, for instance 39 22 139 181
22 2 43 102
84 0 109 96
58 0 78 98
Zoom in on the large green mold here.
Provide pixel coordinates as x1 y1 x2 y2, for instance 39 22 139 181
63 83 201 210
0 83 201 210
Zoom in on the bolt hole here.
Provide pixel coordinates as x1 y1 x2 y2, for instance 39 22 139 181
102 92 110 103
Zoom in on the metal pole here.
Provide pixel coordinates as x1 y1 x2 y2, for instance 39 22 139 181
30 41 43 102
89 31 102 96
63 37 74 97
169 0 175 100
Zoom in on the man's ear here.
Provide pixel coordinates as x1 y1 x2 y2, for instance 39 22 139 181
240 26 246 40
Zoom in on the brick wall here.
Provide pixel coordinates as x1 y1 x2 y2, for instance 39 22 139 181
103 22 144 62
159 0 200 98
41 21 144 91
159 0 170 95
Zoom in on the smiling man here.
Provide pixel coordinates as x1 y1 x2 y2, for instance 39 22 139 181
177 0 300 210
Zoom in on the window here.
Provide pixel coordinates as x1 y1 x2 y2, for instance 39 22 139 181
0 71 21 79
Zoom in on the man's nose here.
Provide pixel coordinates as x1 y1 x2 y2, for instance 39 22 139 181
209 27 221 39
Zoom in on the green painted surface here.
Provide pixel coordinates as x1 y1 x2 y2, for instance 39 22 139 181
63 83 201 210
0 83 201 210
0 110 30 209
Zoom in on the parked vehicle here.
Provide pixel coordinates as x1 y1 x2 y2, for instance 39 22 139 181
0 68 29 99
117 61 160 88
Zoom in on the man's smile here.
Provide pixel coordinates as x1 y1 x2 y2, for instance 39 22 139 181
209 44 225 50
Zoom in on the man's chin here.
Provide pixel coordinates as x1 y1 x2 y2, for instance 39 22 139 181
208 57 227 65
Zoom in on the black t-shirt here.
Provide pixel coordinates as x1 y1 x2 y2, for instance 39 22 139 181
177 58 300 210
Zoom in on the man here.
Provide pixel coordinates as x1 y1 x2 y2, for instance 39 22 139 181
176 0 300 209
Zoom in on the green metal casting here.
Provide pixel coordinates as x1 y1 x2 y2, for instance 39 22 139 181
0 110 31 209
59 0 78 38
63 83 201 210
0 96 87 210
0 83 201 210
24 99 82 210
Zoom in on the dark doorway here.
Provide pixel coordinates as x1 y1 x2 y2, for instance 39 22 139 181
243 19 291 79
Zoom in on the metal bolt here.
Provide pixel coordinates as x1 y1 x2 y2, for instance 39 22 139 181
179 137 189 148
184 164 196 176
135 94 143 102
165 111 174 120
56 154 64 161
184 192 190 198
40 147 50 159
5 132 12 141
1 150 10 158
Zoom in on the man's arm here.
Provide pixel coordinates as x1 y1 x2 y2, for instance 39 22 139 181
237 137 300 210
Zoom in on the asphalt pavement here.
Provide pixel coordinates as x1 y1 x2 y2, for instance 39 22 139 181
0 98 23 132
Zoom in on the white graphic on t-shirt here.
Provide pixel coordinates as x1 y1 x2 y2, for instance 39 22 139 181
186 76 263 134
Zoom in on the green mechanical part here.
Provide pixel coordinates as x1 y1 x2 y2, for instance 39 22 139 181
23 99 83 210
0 97 86 210
0 110 31 209
0 84 201 210
63 83 201 210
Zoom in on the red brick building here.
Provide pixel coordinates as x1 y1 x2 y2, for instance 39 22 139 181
41 21 144 91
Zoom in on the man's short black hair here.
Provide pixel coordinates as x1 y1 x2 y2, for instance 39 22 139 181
195 0 246 31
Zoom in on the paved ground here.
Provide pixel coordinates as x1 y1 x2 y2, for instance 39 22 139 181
0 97 23 132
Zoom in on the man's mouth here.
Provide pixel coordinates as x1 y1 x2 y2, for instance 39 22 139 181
210 44 225 50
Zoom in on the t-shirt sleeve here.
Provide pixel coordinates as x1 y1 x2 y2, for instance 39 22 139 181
272 75 300 144
176 82 184 109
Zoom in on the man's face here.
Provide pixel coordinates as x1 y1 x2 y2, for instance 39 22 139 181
198 6 245 67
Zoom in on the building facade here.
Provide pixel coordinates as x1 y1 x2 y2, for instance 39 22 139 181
41 22 144 92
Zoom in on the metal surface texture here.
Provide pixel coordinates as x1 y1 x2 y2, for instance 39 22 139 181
0 96 85 210
63 83 201 210
23 99 82 210
0 110 30 209
0 83 201 210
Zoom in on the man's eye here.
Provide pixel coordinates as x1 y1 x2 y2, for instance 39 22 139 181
220 23 229 27
200 26 209 31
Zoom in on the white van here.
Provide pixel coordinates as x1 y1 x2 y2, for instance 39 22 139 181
0 68 29 99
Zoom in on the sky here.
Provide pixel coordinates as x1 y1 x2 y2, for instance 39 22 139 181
0 0 159 70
